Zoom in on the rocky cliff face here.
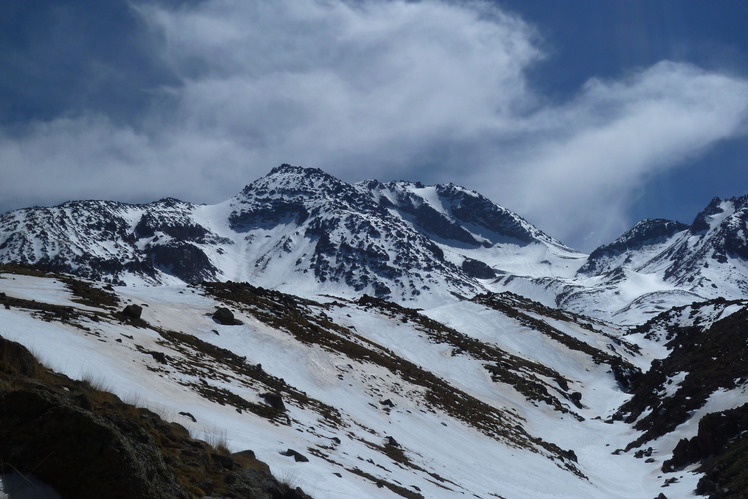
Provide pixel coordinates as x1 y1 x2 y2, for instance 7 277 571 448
0 197 223 285
577 219 689 276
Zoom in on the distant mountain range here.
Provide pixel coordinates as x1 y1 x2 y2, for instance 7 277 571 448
2 164 747 323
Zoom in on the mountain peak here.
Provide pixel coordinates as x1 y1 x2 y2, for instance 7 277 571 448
578 218 689 276
267 163 325 176
238 164 351 202
689 194 748 235
606 218 688 249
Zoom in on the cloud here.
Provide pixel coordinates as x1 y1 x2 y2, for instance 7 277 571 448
493 62 748 247
1 0 747 251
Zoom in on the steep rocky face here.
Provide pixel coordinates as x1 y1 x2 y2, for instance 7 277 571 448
578 195 748 286
652 195 748 294
0 198 221 285
228 165 480 301
535 195 748 322
366 180 568 248
619 301 748 440
613 302 748 496
578 219 689 276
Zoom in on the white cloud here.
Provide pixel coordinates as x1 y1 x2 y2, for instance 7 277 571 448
1 0 747 250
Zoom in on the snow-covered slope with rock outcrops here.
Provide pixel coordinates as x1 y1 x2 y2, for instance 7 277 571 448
493 195 748 324
1 266 726 498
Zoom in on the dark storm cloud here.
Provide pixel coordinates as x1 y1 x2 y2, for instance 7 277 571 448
0 0 178 124
1 0 748 250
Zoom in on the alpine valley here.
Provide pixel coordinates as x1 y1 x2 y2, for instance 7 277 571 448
1 164 748 498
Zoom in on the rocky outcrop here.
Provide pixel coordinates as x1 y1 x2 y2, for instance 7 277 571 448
122 303 143 319
578 219 688 276
0 336 311 499
617 307 748 451
212 307 242 326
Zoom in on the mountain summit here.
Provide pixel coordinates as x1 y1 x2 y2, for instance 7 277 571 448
0 165 580 307
1 165 746 318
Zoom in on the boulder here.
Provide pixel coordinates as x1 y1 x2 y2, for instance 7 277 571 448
259 392 286 412
121 304 143 320
213 307 242 326
0 388 187 499
280 449 309 462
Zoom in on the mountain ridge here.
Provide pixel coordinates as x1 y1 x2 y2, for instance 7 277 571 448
1 164 747 322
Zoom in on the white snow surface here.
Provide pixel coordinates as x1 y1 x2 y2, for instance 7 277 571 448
0 273 711 498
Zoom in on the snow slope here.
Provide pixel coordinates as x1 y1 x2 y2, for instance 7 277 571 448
0 268 722 498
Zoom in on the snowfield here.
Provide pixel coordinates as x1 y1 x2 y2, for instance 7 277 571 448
0 271 713 498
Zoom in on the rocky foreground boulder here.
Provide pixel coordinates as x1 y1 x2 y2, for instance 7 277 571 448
0 336 311 499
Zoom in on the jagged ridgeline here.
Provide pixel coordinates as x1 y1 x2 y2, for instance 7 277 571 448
0 165 581 307
2 165 747 320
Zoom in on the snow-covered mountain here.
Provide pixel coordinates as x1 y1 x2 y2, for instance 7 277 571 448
2 164 747 320
494 195 748 324
2 165 748 498
0 165 584 308
578 219 690 277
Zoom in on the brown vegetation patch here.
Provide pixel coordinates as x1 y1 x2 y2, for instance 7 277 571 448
202 282 586 476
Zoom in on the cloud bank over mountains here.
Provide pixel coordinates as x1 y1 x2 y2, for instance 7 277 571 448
1 0 747 249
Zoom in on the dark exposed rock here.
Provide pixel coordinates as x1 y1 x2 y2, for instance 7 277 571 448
618 308 748 449
229 200 310 231
280 449 309 462
135 211 210 242
122 303 143 319
210 452 235 470
0 336 312 499
610 358 643 393
0 382 188 499
663 403 748 473
225 468 312 498
259 392 286 412
178 411 197 422
561 449 578 463
0 336 40 378
570 392 583 408
213 307 243 326
579 219 688 276
146 242 217 284
434 184 553 246
461 258 496 279
385 436 400 448
690 197 724 234
231 449 270 473
146 350 169 365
